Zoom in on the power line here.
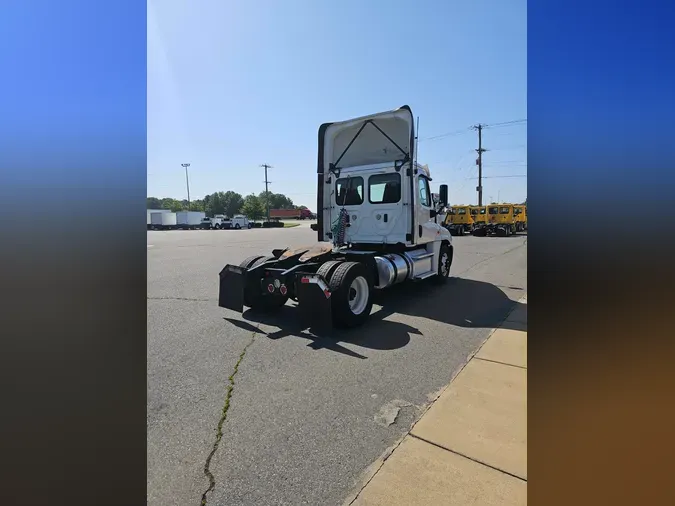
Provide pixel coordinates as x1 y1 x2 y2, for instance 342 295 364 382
485 119 527 128
419 127 472 142
420 119 526 142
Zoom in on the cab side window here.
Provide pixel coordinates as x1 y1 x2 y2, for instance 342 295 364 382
418 177 431 207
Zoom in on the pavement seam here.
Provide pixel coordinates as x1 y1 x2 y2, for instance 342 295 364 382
199 329 258 506
409 433 528 482
473 356 527 370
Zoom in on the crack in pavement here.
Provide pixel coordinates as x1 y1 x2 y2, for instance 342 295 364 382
199 329 258 506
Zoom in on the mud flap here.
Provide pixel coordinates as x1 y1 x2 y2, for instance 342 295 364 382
218 265 246 312
295 274 332 330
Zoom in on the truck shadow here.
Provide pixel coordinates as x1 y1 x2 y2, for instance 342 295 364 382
227 277 525 359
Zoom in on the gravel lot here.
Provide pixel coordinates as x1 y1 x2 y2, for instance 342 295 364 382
147 227 527 506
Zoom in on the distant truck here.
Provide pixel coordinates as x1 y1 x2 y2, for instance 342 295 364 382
176 211 206 230
228 214 251 229
269 208 314 220
150 211 177 230
200 216 225 229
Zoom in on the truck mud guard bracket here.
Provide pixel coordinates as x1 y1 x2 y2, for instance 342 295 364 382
295 274 332 328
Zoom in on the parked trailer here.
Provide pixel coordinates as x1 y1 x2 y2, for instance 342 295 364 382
147 209 171 229
218 105 453 329
269 208 314 220
176 211 206 230
150 211 177 230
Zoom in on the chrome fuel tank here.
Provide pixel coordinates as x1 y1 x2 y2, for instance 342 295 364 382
373 254 410 289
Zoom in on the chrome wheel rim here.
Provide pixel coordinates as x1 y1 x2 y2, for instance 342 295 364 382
348 276 369 315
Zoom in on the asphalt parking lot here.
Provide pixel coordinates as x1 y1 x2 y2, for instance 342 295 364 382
147 227 528 506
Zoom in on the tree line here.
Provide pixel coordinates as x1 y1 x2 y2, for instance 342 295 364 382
146 191 307 221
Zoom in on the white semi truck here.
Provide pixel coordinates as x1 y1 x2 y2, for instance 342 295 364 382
218 106 453 328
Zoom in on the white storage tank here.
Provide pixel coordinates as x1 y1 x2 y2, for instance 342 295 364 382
150 212 177 229
176 211 206 228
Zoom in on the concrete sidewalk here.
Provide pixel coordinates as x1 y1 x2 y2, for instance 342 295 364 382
348 295 527 506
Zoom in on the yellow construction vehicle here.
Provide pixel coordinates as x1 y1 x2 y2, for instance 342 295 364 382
470 206 487 226
443 205 474 236
473 203 517 236
513 204 527 232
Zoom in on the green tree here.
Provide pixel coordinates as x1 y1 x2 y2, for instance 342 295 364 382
241 194 264 221
222 191 244 217
258 191 294 210
147 197 162 209
161 198 184 212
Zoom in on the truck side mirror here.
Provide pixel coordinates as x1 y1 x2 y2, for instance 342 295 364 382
439 185 448 207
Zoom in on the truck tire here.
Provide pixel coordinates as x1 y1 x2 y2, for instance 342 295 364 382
328 261 373 328
235 223 241 230
242 256 288 310
239 255 265 269
316 260 343 283
433 243 453 284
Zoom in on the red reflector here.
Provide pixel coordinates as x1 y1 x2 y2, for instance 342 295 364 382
323 289 331 299
301 277 310 284
267 284 275 293
280 285 287 295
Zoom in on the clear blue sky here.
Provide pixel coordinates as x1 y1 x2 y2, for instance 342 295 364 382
148 0 526 208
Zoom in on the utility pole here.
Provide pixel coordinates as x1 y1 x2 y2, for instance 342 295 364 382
181 163 191 210
473 124 487 206
260 164 272 221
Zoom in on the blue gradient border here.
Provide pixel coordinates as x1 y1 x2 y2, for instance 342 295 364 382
529 2 675 505
1 2 147 505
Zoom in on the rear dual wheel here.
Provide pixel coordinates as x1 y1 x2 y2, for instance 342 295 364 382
319 261 373 328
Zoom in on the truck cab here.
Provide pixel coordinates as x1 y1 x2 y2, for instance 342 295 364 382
219 106 453 329
317 106 449 251
513 205 527 231
486 204 517 236
231 215 251 230
471 206 487 224
443 205 474 236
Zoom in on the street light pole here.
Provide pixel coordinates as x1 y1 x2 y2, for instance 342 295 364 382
181 163 191 210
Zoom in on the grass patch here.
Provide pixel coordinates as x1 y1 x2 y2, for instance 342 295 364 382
283 222 300 228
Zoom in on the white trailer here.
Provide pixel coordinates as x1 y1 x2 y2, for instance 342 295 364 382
176 211 206 230
147 209 171 228
150 212 177 230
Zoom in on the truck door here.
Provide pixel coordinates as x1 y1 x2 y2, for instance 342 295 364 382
416 174 437 243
